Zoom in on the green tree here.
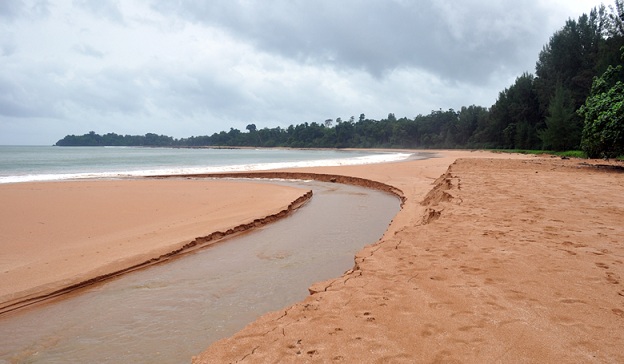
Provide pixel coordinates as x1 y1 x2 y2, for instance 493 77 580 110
335 118 354 147
457 105 488 147
535 9 607 113
538 85 579 150
578 52 624 158
474 73 541 149
607 0 624 37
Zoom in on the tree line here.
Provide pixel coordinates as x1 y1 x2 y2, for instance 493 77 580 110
56 1 624 157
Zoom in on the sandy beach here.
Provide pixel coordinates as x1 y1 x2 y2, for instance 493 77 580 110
193 151 624 363
0 179 310 314
1 150 623 362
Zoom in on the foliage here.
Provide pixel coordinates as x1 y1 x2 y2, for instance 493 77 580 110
578 53 624 158
475 73 542 149
607 0 624 37
55 131 175 147
554 150 588 158
538 85 581 150
535 7 611 107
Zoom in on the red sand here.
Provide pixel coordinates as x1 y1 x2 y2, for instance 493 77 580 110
194 151 624 363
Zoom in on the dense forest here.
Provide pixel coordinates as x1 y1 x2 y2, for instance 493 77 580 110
56 2 624 158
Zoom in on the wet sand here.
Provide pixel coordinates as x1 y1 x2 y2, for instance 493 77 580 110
194 151 624 363
0 179 310 314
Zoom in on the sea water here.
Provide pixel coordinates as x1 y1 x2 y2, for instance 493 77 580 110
0 146 415 183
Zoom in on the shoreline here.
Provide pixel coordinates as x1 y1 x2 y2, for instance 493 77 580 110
0 146 414 184
0 149 427 315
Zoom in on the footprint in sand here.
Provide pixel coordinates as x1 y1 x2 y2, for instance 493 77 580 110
561 241 586 248
606 272 620 284
362 311 376 322
559 298 587 304
592 249 611 256
420 323 443 338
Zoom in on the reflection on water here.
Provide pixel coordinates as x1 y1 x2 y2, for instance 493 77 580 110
0 180 400 364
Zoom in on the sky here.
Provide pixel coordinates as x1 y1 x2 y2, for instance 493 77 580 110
0 0 609 145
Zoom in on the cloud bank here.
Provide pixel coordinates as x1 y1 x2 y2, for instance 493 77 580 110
0 0 605 144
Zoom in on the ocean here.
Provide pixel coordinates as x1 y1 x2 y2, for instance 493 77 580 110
0 146 415 184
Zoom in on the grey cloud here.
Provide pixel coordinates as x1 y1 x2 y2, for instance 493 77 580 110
0 65 142 120
1 41 17 57
64 69 144 114
0 94 39 118
0 1 24 20
72 43 105 58
0 0 50 21
0 71 58 118
28 0 51 18
149 0 548 83
73 0 124 24
126 70 251 133
0 61 248 122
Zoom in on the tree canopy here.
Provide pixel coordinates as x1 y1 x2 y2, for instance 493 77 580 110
578 47 624 158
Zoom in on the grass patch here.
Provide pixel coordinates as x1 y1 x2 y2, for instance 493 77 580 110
491 149 588 158
491 149 624 160
552 150 587 158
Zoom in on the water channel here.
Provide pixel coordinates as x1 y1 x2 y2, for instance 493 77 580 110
0 179 401 363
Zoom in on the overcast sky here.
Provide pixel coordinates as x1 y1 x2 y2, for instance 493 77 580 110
0 0 607 145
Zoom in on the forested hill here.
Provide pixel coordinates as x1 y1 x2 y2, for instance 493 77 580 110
56 2 624 158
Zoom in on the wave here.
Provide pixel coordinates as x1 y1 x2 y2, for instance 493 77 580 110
0 152 414 184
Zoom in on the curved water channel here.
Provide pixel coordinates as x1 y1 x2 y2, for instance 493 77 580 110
0 178 401 363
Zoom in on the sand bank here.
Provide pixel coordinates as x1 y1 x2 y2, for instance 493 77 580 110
194 151 624 363
0 179 310 314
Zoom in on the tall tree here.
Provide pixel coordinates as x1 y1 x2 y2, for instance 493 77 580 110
476 73 541 149
535 8 608 109
578 48 624 158
607 0 624 36
538 85 579 150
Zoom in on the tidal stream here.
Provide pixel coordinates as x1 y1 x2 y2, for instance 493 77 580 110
0 179 400 363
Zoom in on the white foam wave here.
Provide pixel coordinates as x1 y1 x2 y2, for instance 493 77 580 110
0 152 414 184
